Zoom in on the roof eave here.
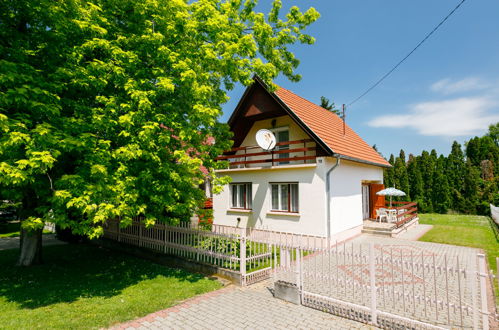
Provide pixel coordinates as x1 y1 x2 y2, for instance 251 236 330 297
334 154 392 168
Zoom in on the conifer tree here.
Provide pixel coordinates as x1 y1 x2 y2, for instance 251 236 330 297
394 150 410 201
462 160 481 214
384 154 395 188
432 155 450 213
446 141 466 211
407 154 423 203
419 150 434 212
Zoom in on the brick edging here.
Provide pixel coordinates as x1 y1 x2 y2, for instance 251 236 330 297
109 285 235 329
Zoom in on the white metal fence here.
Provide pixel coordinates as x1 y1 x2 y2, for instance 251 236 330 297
103 220 497 329
273 240 497 330
103 219 281 285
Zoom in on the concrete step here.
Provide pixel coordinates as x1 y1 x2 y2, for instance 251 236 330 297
361 228 393 237
362 226 394 232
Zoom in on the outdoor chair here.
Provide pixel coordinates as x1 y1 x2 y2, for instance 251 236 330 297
376 209 388 223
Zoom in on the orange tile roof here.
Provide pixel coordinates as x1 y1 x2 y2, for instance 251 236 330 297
274 87 391 167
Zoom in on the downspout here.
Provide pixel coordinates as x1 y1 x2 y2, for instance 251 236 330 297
326 156 341 239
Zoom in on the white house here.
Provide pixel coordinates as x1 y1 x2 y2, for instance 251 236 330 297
213 77 390 241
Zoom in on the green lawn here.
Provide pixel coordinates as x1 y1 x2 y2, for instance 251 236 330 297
0 244 222 329
418 213 499 302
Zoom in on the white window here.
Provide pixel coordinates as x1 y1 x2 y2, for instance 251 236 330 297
271 183 299 213
230 183 252 209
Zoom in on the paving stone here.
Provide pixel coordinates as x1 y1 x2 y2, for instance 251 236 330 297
113 280 370 329
113 234 486 330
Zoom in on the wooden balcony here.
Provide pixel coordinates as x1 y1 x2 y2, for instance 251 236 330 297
389 201 418 228
216 139 317 169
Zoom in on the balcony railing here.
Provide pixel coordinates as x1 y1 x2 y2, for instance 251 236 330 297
216 139 316 168
388 201 418 228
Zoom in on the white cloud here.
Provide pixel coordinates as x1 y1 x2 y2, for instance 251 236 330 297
430 77 489 95
368 97 499 137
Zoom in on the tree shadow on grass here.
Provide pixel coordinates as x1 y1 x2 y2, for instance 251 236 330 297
0 243 210 309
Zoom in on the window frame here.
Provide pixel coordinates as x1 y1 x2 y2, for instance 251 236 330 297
270 182 299 213
229 182 252 210
270 126 290 165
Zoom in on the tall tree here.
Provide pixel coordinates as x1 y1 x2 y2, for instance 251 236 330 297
419 150 435 212
432 155 450 213
487 122 499 146
407 154 423 203
462 160 481 214
0 0 320 265
393 151 409 201
319 96 340 115
384 154 395 188
466 137 482 167
446 141 465 211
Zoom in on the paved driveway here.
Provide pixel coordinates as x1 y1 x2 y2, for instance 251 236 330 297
112 280 377 330
112 233 494 330
290 235 485 329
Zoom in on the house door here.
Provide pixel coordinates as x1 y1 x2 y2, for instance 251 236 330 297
362 185 370 219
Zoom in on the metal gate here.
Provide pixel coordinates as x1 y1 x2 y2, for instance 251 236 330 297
272 240 494 330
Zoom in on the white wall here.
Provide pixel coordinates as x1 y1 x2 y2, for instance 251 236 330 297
213 163 328 237
214 110 384 239
325 158 384 237
214 157 384 238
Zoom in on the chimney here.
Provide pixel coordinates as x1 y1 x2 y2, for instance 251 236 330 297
342 104 346 136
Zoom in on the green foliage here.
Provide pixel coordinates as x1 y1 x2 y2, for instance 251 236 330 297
0 244 221 329
393 150 409 201
383 123 499 215
431 156 450 213
0 0 319 238
383 154 395 188
319 96 340 115
407 154 423 202
195 235 240 256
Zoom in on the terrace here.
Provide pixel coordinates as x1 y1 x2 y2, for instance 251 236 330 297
362 201 419 237
216 139 318 169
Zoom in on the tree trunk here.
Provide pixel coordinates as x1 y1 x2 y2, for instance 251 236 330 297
17 228 43 266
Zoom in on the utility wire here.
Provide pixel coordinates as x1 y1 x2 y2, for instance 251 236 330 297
348 0 467 107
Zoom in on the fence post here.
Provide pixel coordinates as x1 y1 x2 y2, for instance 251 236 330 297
470 255 479 330
477 254 489 330
117 220 121 243
369 243 378 325
139 222 143 247
240 229 246 286
296 248 301 292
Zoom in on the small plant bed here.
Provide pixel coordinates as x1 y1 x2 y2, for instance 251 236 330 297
0 244 222 329
418 213 499 303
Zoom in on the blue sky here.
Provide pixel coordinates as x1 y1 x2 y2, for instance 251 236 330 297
220 0 499 158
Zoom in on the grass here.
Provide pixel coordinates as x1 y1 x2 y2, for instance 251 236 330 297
0 244 222 329
0 221 52 238
418 213 499 302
